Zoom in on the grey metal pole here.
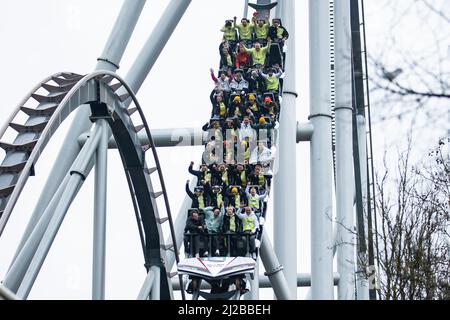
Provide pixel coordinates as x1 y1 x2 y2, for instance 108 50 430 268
166 179 198 271
92 120 109 300
151 266 161 300
3 175 69 292
334 0 356 300
121 0 192 94
0 284 19 300
13 0 146 264
14 126 103 299
275 0 283 18
244 0 249 19
137 269 155 300
172 273 340 290
297 122 314 142
79 124 313 148
250 259 260 300
309 0 334 300
96 0 147 71
259 232 291 300
273 0 297 299
356 115 369 300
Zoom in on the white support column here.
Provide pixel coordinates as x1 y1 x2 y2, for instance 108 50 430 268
259 232 291 300
309 0 334 300
334 0 356 300
356 115 369 300
274 0 298 299
92 120 109 300
137 269 155 300
151 266 161 300
122 0 192 94
96 0 147 71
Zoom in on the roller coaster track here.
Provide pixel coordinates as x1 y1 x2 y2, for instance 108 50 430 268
0 71 181 299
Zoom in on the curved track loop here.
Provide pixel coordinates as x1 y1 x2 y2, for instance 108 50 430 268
0 71 180 299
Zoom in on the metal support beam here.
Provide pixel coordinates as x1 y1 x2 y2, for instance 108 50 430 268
171 273 340 290
121 0 192 94
79 124 313 148
297 122 313 142
259 232 291 300
356 114 369 300
334 0 356 300
137 269 155 300
12 0 146 266
96 0 147 71
274 0 298 299
8 124 102 298
0 285 19 300
92 120 109 300
166 180 198 271
150 266 161 300
244 0 250 18
309 0 334 300
4 125 102 292
78 128 206 149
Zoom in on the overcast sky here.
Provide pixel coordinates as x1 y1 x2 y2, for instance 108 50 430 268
0 0 438 300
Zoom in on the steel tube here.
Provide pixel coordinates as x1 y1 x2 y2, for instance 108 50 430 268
92 120 109 300
334 0 356 300
309 0 334 300
274 0 298 299
259 232 291 300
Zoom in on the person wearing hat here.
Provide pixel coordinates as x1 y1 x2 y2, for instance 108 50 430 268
225 185 243 209
252 16 270 44
234 17 254 46
261 96 278 118
186 180 210 209
251 117 277 148
203 206 224 256
184 209 206 257
244 93 262 120
227 94 244 119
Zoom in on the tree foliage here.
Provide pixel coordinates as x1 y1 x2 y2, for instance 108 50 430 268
375 139 450 299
